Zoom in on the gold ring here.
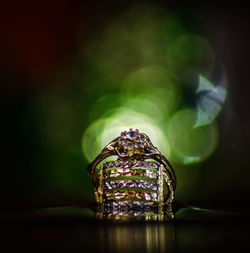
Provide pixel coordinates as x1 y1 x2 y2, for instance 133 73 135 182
87 129 176 209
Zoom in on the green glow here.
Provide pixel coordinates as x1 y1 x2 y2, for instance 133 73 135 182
167 108 218 164
122 66 180 116
123 96 164 121
167 34 215 74
81 3 226 167
100 108 171 155
89 94 124 121
85 4 187 80
82 107 171 162
82 119 107 162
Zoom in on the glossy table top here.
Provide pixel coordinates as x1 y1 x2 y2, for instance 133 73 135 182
1 205 249 252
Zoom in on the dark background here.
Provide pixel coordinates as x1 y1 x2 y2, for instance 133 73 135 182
1 0 250 210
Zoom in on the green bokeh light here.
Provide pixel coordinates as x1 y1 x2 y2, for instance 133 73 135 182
85 4 187 81
167 34 215 74
81 3 226 167
122 66 181 117
167 108 218 164
82 107 171 162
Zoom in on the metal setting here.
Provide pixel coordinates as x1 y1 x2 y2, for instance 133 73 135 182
87 129 177 213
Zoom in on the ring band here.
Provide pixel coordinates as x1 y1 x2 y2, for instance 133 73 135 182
87 129 176 207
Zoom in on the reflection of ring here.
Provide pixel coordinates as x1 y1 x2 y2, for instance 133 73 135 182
87 129 176 206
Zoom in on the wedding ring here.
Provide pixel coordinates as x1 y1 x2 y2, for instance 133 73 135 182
87 129 176 207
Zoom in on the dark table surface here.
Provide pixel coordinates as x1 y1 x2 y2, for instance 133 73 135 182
1 205 249 252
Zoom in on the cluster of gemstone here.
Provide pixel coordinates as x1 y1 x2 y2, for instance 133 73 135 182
102 201 160 220
100 201 173 221
104 168 157 179
105 179 158 191
118 129 147 151
103 201 158 214
101 133 160 203
103 160 159 169
105 190 158 202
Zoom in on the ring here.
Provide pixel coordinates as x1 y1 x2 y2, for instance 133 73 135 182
87 129 177 209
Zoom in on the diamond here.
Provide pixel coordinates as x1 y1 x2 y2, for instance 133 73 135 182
108 162 114 168
114 160 122 167
124 142 133 150
151 193 157 201
152 184 158 191
110 181 117 188
119 139 126 146
105 182 112 189
144 192 151 201
133 143 140 149
124 162 130 168
118 129 148 153
151 162 158 168
123 168 130 173
126 128 139 140
134 161 142 167
137 181 143 188
126 132 133 140
146 170 155 178
139 136 146 143
126 181 135 188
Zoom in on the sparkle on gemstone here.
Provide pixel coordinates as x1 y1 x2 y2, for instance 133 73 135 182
134 143 140 149
151 193 157 201
119 129 148 152
139 137 146 143
144 192 151 201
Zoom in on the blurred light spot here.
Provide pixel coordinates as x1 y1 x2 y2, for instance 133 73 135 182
82 108 171 162
122 66 180 116
183 156 200 164
195 75 227 127
166 34 215 74
81 3 227 167
89 94 124 120
167 108 218 164
123 96 163 121
82 119 107 162
85 3 186 80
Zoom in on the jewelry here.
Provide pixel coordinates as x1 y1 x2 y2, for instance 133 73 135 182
87 129 176 212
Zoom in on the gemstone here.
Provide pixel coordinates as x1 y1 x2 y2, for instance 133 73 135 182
126 181 135 188
119 139 126 146
140 136 146 143
105 182 112 189
152 184 158 191
110 181 117 188
146 170 155 178
137 181 143 188
124 142 133 150
124 162 130 168
151 193 157 201
126 132 133 140
133 143 139 149
126 128 139 140
118 129 148 152
114 160 121 167
134 161 142 167
151 162 158 168
144 192 151 201
124 172 132 177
